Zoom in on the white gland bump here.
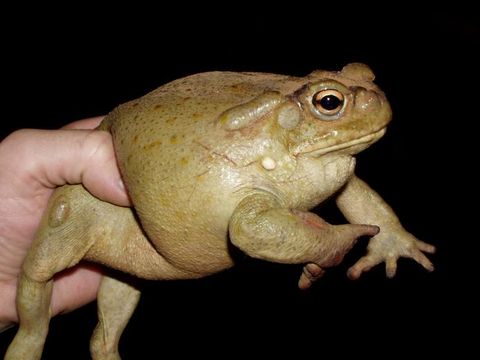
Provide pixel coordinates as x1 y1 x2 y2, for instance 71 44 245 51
261 157 277 170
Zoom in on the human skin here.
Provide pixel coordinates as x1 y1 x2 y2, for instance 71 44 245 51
0 117 130 330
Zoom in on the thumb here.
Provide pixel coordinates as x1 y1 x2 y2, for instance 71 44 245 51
316 224 379 268
73 129 131 206
9 128 131 206
332 224 380 250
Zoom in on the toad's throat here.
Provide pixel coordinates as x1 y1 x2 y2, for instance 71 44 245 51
297 128 387 157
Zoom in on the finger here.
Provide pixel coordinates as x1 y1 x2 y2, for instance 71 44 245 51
411 250 434 272
298 263 324 290
415 240 436 254
298 273 313 290
305 263 324 277
50 264 103 316
358 224 380 237
331 224 379 258
341 224 379 239
0 280 17 323
62 116 105 130
347 255 381 280
385 256 397 278
12 129 130 206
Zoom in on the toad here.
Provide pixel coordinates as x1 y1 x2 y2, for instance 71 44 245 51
6 63 435 359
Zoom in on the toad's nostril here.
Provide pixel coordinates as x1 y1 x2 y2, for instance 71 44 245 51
353 87 381 112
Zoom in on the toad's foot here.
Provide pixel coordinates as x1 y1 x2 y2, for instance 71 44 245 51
295 212 379 290
347 228 435 280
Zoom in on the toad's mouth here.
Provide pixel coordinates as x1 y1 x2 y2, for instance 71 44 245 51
296 128 387 157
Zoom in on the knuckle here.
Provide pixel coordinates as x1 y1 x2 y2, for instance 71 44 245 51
1 129 35 151
82 130 114 163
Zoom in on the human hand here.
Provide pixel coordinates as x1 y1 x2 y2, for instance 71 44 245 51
0 117 130 331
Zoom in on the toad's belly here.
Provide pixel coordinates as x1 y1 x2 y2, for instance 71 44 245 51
131 171 241 275
152 228 235 275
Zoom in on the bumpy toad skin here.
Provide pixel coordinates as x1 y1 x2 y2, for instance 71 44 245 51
6 63 435 359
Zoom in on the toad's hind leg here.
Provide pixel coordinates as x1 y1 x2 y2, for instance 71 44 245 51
5 185 106 360
90 275 140 360
5 274 53 360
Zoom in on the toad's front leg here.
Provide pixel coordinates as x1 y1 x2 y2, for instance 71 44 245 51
229 191 379 289
336 175 435 279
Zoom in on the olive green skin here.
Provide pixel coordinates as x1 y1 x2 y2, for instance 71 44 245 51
100 63 389 275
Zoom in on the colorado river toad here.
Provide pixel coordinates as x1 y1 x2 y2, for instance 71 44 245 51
6 63 435 359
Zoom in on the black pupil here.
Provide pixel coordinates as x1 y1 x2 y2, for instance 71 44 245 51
318 95 342 111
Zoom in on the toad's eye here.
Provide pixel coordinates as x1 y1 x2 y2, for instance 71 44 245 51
312 89 345 116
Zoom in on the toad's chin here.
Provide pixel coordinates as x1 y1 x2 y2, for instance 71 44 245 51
298 128 387 157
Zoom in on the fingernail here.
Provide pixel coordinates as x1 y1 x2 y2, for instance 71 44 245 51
117 178 127 192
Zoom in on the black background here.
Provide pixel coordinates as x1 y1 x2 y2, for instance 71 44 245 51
1 6 477 359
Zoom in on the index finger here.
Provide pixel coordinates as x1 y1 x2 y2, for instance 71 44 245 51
61 116 105 130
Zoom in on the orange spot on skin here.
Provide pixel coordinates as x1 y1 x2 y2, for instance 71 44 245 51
180 157 189 165
170 135 178 144
166 116 177 124
154 104 162 110
142 140 163 151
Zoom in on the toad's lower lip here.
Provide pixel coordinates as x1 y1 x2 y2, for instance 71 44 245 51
297 128 387 157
